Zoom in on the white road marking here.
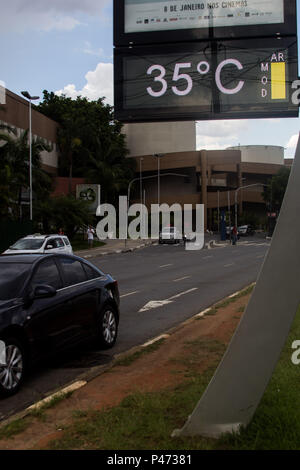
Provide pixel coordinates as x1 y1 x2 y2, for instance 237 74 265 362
120 290 140 298
224 263 234 267
168 288 198 300
139 287 198 313
160 264 173 268
173 276 191 282
203 255 213 259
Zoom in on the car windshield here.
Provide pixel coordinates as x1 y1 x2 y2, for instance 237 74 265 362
0 263 30 300
10 239 44 250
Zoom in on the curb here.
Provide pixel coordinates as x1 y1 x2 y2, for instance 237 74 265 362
77 240 158 259
0 282 255 430
206 239 229 249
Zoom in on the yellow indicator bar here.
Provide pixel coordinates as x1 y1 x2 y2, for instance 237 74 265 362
271 62 286 100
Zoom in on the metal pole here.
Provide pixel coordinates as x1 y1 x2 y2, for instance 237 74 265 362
235 188 239 230
140 158 143 205
217 190 220 234
158 156 160 206
228 191 231 242
29 99 33 221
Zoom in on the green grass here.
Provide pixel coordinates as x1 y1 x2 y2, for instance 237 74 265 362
45 303 300 451
112 339 166 368
0 391 74 440
29 391 73 420
71 234 106 252
0 418 30 440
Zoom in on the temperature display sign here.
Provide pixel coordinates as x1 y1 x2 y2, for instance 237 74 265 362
114 37 298 122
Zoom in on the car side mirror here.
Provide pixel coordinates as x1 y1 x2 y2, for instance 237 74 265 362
33 285 57 299
45 244 54 250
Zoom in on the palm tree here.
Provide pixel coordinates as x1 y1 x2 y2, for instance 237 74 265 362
84 134 136 203
57 118 82 194
0 124 52 219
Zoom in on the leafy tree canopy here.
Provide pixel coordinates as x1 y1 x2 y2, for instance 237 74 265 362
36 91 136 203
263 166 291 212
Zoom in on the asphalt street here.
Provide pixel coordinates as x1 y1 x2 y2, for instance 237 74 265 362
0 237 270 421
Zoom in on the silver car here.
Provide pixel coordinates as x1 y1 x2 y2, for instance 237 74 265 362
3 234 73 255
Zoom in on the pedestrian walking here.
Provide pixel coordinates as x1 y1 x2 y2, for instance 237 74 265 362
87 226 95 249
232 225 238 245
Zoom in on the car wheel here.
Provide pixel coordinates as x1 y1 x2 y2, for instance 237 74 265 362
98 306 118 349
0 337 25 397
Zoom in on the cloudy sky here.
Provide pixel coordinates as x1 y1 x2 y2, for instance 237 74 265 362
1 0 300 158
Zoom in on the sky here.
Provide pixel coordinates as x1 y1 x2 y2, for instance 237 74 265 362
0 0 300 159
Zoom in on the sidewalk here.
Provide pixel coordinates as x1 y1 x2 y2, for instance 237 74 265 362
74 238 156 259
74 234 225 259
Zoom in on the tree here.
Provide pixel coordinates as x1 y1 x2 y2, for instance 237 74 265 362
263 166 291 212
35 195 93 239
37 91 136 202
0 124 53 219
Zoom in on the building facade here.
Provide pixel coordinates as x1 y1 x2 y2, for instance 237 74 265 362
125 123 290 230
0 88 59 175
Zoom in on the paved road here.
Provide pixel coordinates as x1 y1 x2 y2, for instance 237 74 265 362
0 237 270 421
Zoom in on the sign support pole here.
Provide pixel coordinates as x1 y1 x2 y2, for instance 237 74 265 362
173 134 300 438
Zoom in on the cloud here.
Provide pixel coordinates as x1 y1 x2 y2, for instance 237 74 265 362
56 62 114 105
196 120 249 150
83 41 104 58
0 0 110 33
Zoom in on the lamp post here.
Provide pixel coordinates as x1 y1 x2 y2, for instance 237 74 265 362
126 172 188 248
154 154 164 206
21 91 40 221
139 157 144 205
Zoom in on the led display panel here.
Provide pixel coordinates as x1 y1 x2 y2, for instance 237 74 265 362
114 37 298 122
114 0 296 46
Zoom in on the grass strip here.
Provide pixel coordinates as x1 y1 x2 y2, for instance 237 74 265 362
45 303 300 451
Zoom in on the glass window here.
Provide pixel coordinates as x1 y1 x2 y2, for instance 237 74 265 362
0 263 30 300
46 238 64 249
56 238 65 248
83 263 102 280
31 259 62 290
63 237 70 246
59 258 88 287
10 238 44 250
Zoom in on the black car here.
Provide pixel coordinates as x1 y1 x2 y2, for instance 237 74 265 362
0 253 120 397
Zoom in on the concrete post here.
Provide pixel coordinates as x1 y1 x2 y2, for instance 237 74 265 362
173 135 300 438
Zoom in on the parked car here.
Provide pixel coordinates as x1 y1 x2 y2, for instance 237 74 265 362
3 234 73 255
0 253 120 396
159 226 181 244
238 225 255 236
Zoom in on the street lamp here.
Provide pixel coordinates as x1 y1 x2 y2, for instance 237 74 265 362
154 154 164 205
139 157 144 205
21 91 40 221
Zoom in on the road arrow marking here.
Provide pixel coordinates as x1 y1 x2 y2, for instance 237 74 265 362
139 288 198 313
